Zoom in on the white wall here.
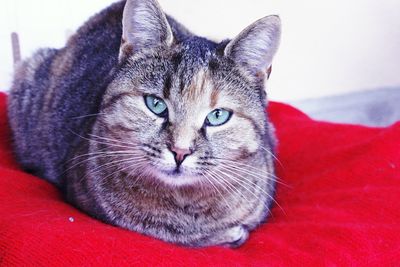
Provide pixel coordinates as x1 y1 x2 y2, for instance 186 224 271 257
1 0 399 101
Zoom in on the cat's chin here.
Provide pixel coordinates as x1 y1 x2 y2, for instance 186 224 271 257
151 168 202 187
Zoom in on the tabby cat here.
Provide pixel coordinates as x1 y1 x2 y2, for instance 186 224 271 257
8 0 281 247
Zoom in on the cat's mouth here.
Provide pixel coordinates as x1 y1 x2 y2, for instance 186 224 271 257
160 164 190 177
163 167 183 176
152 166 202 186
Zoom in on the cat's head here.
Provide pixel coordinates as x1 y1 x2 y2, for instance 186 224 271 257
97 0 281 187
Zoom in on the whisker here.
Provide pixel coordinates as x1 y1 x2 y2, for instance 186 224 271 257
123 162 147 188
64 151 144 175
85 157 148 178
88 133 139 147
68 129 138 150
212 157 288 186
78 157 148 186
84 163 145 193
69 112 106 120
202 170 233 211
67 149 143 163
221 162 290 188
259 146 284 169
217 166 286 215
207 169 252 205
98 158 146 187
213 168 265 204
89 138 139 150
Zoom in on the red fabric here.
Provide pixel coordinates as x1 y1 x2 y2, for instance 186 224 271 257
0 92 399 266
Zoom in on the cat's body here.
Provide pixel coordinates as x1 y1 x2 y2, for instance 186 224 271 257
8 0 281 247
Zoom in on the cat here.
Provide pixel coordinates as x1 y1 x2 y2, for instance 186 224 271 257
7 0 281 247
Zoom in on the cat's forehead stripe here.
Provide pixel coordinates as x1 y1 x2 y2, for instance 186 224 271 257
182 70 215 106
184 72 202 101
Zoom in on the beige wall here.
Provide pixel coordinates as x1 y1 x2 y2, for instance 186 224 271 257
1 0 399 101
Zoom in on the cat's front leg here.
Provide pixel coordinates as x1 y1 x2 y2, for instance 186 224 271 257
195 225 249 248
221 225 249 248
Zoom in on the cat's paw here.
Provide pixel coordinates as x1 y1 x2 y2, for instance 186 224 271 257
221 226 249 248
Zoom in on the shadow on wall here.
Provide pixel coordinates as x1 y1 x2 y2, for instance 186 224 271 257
290 88 400 127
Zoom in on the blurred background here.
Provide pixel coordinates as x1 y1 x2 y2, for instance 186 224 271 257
1 0 399 125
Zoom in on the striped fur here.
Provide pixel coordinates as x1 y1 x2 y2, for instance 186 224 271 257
8 0 281 247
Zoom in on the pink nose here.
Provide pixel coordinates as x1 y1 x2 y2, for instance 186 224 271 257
170 146 192 166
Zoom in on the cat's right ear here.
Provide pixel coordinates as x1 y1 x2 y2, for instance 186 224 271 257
119 0 174 62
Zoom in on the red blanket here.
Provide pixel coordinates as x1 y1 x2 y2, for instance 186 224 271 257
0 92 399 266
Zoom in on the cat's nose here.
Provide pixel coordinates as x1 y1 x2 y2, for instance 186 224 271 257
170 146 192 166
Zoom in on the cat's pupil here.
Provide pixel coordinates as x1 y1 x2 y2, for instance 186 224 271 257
215 110 221 118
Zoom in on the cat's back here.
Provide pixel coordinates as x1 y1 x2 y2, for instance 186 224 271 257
8 1 125 184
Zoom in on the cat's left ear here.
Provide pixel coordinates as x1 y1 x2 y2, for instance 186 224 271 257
119 0 174 62
224 15 281 78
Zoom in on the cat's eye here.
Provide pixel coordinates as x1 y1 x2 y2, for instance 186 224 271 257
144 95 168 117
205 109 232 126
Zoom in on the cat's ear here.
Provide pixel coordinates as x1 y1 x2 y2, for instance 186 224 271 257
119 0 174 62
224 15 281 78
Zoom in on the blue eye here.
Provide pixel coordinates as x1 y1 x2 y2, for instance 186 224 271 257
144 95 168 116
206 109 232 126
